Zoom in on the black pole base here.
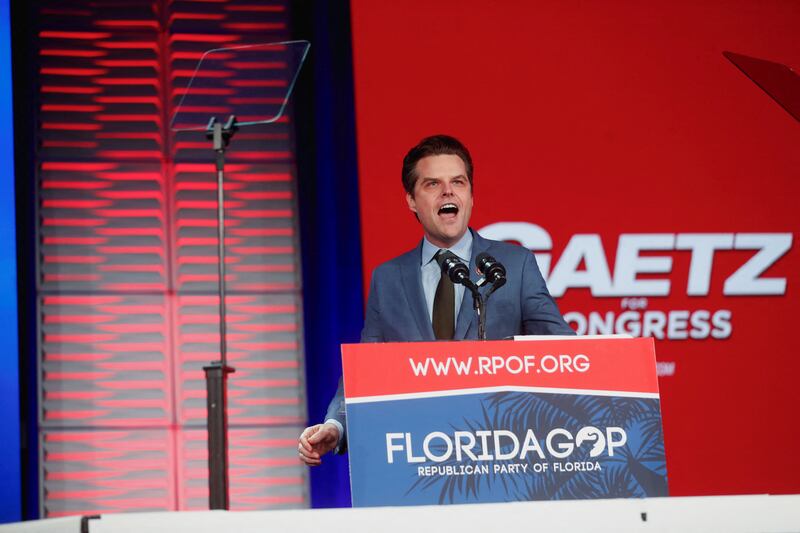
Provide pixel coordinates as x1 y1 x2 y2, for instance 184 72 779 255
203 361 235 510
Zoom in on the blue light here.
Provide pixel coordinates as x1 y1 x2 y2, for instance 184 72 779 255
0 0 21 523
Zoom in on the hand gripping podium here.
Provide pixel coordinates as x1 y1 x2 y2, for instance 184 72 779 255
342 335 669 507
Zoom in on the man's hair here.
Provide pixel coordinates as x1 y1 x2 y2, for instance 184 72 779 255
401 134 474 196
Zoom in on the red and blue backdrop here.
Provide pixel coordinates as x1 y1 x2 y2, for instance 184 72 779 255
6 0 799 521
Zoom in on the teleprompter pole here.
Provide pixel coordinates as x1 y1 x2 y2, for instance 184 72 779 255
203 116 237 510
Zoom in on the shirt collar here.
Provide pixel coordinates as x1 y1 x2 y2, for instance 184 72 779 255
421 229 473 266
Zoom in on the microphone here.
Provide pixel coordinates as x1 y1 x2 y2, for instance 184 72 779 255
437 250 485 338
435 250 472 286
476 252 507 290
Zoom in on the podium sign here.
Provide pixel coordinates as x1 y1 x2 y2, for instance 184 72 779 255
343 336 668 507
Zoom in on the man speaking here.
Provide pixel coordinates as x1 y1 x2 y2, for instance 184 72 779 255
298 135 573 465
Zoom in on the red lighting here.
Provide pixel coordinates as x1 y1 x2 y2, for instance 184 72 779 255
95 150 164 159
224 151 290 160
176 256 240 265
45 410 112 419
94 96 161 105
45 333 118 343
92 209 165 219
94 20 159 28
225 304 297 314
229 191 291 200
43 199 113 209
170 69 234 79
227 173 290 182
228 97 284 104
170 106 231 113
42 162 118 171
94 114 161 122
227 79 288 87
227 209 292 218
95 172 164 181
169 51 208 60
224 5 285 12
44 314 115 323
221 23 285 31
42 181 111 189
97 264 165 273
177 200 242 210
41 67 109 76
41 85 103 94
174 163 249 173
41 49 107 57
41 104 104 112
169 13 225 21
43 295 123 305
95 41 159 50
171 87 234 96
92 78 160 86
96 227 164 236
228 228 292 236
96 59 160 68
41 140 100 148
169 33 240 43
41 122 102 131
39 30 112 39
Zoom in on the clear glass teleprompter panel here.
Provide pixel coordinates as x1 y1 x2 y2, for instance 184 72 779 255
171 40 310 131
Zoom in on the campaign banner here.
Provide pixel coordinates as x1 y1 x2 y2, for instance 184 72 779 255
350 1 800 496
343 336 668 507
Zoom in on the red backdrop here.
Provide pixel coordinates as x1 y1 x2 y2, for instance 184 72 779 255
349 0 800 496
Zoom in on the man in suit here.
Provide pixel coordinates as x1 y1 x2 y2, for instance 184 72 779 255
298 135 573 465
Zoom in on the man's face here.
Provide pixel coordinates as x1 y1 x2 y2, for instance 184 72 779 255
406 154 473 249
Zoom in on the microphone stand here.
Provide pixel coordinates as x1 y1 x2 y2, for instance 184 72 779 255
466 284 486 341
459 278 486 341
473 277 505 341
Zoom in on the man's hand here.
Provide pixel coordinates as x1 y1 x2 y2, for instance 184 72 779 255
298 423 340 466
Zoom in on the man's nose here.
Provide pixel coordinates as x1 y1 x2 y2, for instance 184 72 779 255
441 181 454 195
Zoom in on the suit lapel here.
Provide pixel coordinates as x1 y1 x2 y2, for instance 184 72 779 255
454 229 490 340
399 244 435 341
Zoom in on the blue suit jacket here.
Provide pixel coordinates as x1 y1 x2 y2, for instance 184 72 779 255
325 229 574 449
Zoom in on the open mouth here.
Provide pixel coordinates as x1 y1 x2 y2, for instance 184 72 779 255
438 203 459 216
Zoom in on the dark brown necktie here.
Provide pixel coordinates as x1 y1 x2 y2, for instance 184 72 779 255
432 250 455 340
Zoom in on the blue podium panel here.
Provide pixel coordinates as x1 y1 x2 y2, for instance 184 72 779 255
342 337 668 507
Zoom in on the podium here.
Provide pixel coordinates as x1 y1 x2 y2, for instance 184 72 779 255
342 335 668 507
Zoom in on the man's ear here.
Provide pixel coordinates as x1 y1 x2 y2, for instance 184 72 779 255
406 192 417 214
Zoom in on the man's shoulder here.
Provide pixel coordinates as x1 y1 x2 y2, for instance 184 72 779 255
371 244 420 278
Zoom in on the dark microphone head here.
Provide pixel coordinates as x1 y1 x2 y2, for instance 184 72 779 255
435 250 470 284
476 252 507 288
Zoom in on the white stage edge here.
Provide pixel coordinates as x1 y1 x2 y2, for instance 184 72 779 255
1 494 799 533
